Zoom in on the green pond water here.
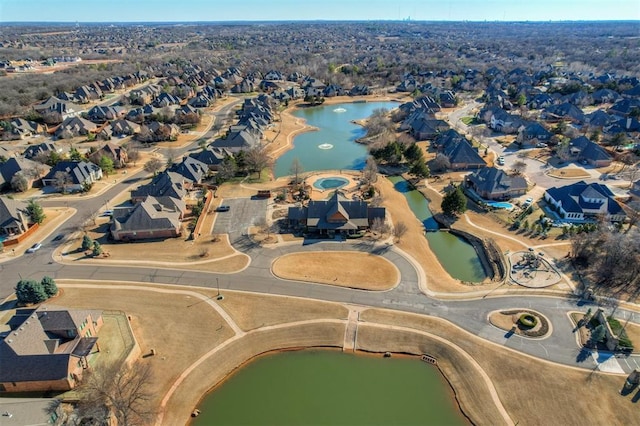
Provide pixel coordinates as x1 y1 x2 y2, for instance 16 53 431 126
388 176 487 283
192 350 467 426
273 101 399 177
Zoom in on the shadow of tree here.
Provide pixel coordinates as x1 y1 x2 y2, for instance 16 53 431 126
576 347 592 363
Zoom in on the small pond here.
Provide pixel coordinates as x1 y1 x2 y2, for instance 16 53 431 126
192 350 467 426
273 101 399 178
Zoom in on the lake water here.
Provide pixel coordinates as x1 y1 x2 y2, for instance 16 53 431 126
192 350 467 426
273 102 399 178
388 176 487 283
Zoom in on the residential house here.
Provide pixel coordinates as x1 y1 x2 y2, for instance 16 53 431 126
0 196 31 237
153 92 182 108
517 122 553 146
323 84 346 97
287 191 386 236
110 196 183 241
465 167 528 200
488 108 525 134
189 146 233 171
89 142 128 168
0 157 49 190
584 110 616 130
108 119 141 137
0 306 103 392
23 142 61 160
630 180 640 200
169 156 208 183
86 105 125 123
130 171 190 203
542 102 585 124
54 116 99 138
212 129 260 152
8 118 45 139
74 85 102 103
607 99 640 117
591 89 621 105
442 139 487 170
568 136 613 167
544 181 626 223
42 161 103 192
349 85 370 96
33 97 81 123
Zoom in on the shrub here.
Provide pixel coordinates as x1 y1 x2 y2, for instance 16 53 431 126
519 313 538 328
15 279 48 304
40 276 58 298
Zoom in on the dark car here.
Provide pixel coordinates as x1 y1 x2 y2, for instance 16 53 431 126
216 205 230 212
52 234 64 242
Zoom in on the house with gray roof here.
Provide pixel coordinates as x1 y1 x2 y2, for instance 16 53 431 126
8 118 45 139
287 191 385 236
169 156 208 183
22 142 61 160
441 139 486 170
130 171 190 203
54 116 99 138
42 161 103 192
86 105 125 123
544 181 625 223
111 196 183 241
465 167 527 201
568 136 613 167
0 305 103 392
517 122 553 146
0 157 49 190
212 129 261 152
0 196 31 237
189 146 233 171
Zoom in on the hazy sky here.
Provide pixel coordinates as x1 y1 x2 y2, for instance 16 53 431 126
1 0 639 22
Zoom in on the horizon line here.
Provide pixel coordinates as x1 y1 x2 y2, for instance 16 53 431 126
2 19 639 25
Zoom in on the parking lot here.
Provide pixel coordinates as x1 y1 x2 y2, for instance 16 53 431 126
212 197 269 241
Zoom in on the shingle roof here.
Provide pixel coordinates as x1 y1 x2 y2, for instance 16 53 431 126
546 180 624 217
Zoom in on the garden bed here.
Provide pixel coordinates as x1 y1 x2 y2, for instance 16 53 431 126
489 309 550 338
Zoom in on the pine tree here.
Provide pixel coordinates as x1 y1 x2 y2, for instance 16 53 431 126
41 276 58 298
441 186 467 216
82 235 94 251
15 279 48 304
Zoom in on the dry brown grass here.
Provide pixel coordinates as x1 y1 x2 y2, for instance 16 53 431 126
272 251 399 290
53 284 236 418
60 221 248 273
548 167 591 179
216 291 349 331
361 308 637 426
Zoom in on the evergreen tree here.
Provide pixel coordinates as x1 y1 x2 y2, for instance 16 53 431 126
15 279 48 304
99 155 115 177
409 161 431 179
40 276 58 298
441 186 467 217
27 200 46 224
92 241 103 256
404 143 423 163
82 235 94 251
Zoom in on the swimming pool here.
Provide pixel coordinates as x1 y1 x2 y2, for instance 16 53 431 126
313 177 349 190
487 201 514 210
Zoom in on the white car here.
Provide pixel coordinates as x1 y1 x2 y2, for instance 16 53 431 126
536 142 548 148
497 156 505 165
26 242 42 253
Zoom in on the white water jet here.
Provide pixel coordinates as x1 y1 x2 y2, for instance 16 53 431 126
333 107 347 113
318 143 334 149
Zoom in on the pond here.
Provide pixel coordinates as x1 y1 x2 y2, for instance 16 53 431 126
273 101 399 178
388 176 487 283
192 350 467 426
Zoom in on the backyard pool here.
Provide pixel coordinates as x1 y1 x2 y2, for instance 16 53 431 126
313 177 349 190
487 201 514 210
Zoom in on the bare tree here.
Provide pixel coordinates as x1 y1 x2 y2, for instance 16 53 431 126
10 172 29 192
362 156 378 184
244 147 272 179
430 153 451 173
143 157 164 176
370 217 389 237
76 361 155 426
393 221 408 242
53 171 73 193
289 157 304 185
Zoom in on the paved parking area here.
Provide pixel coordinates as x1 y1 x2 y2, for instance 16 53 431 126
212 197 268 241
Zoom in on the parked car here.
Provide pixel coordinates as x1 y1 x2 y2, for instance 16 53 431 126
216 205 230 212
101 210 113 217
52 234 64 242
26 242 42 253
497 156 505 165
536 142 548 148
